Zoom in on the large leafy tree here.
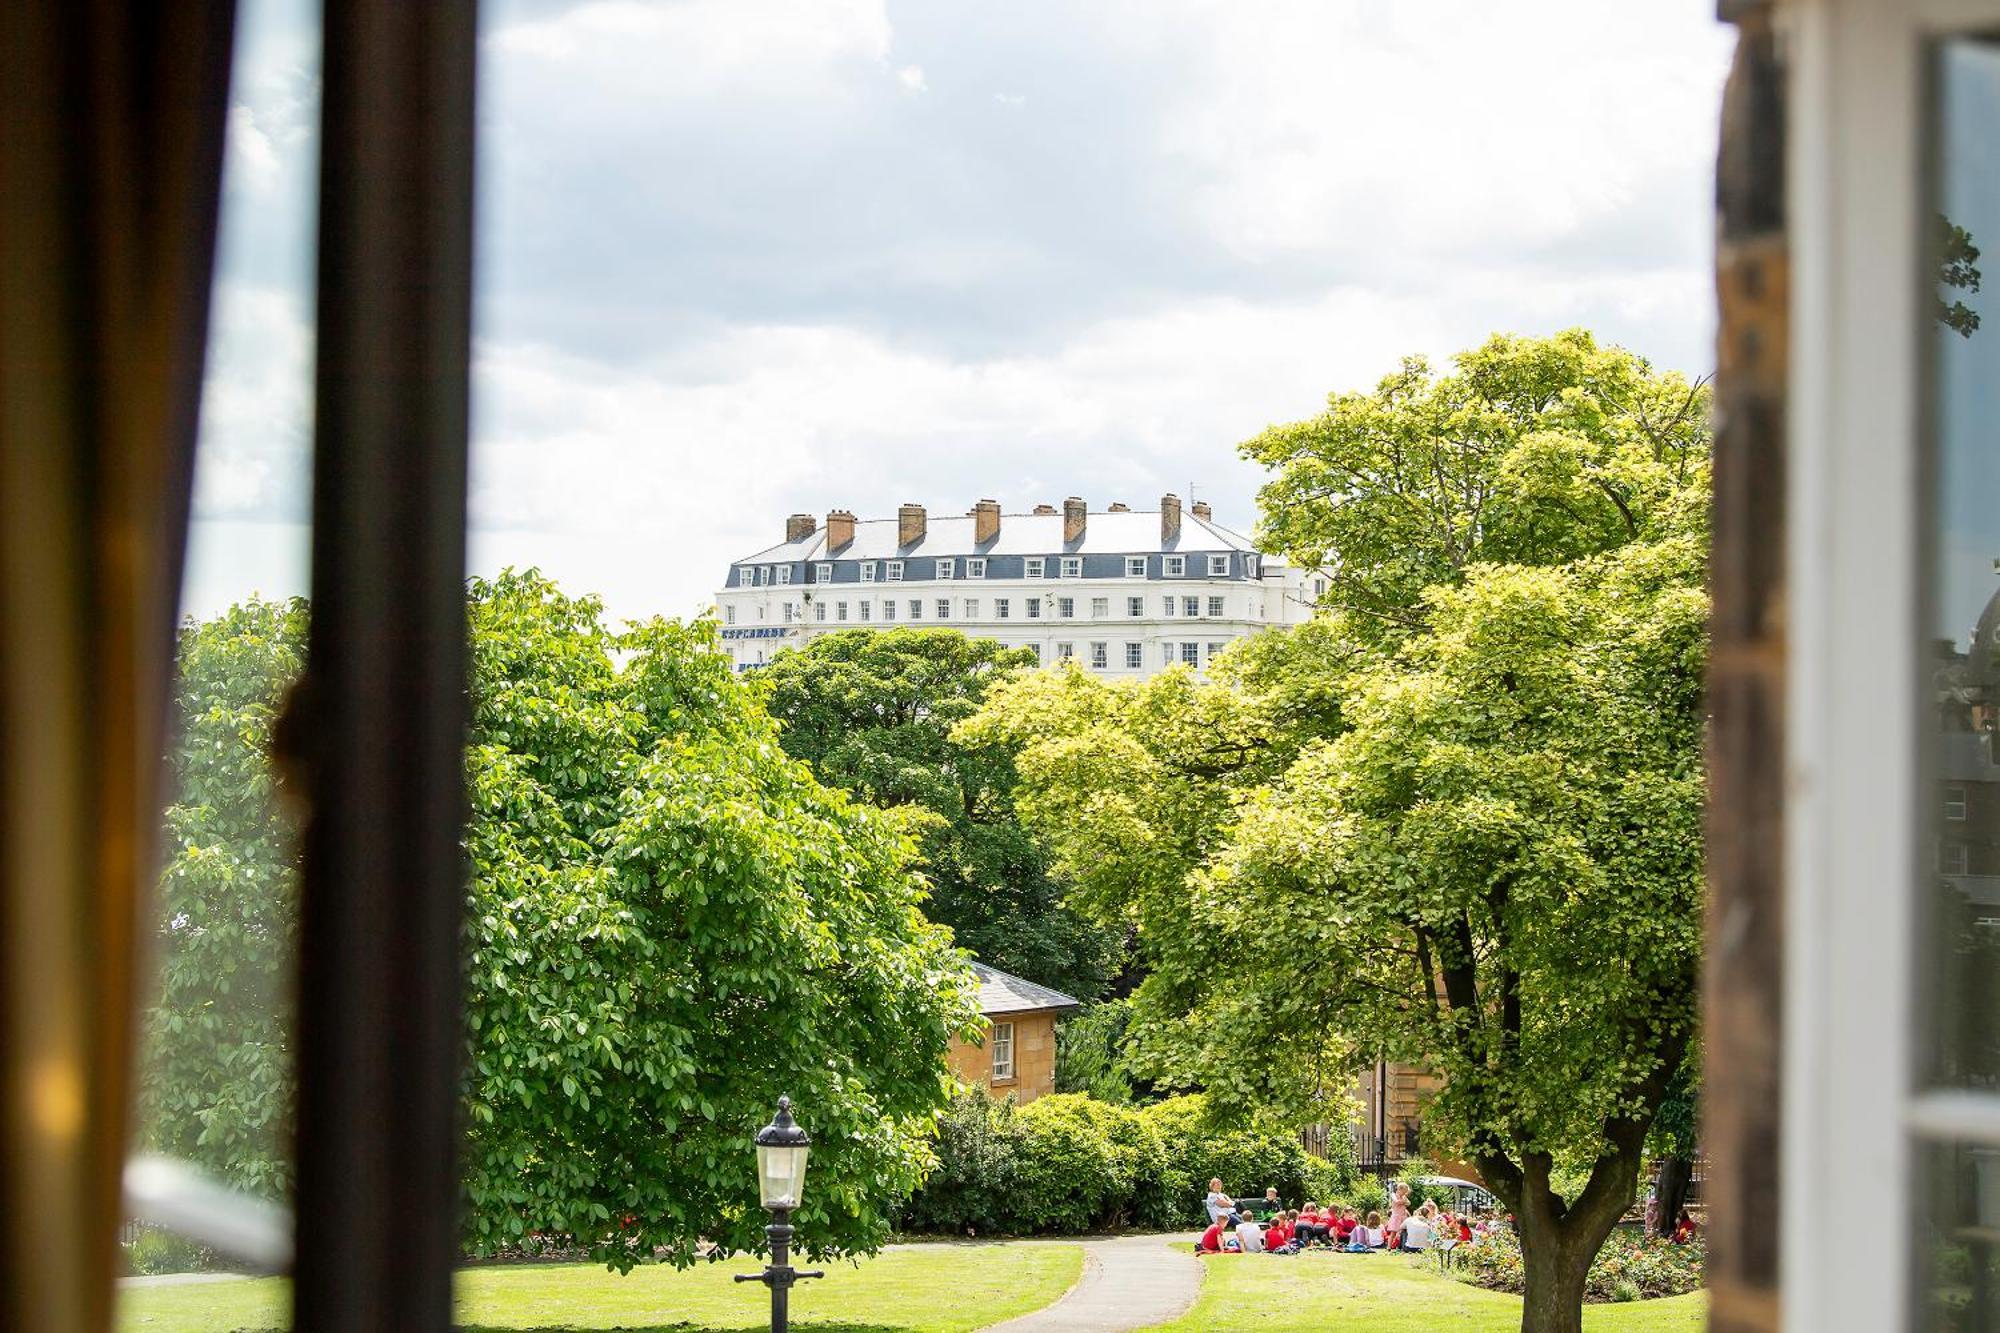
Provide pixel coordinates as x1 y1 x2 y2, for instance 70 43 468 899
759 628 1122 1000
967 331 1710 1333
139 574 979 1269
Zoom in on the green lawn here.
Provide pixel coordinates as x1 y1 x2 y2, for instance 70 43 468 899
116 1243 1085 1333
1142 1250 1707 1332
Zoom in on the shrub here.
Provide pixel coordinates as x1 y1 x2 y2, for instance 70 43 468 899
1451 1226 1705 1303
1013 1094 1162 1231
898 1090 1023 1236
123 1227 214 1277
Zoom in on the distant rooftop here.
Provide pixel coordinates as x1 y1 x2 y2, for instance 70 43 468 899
970 962 1080 1015
735 507 1265 565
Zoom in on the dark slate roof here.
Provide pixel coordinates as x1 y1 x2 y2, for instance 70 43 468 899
971 962 1080 1016
735 510 1268 564
1940 731 2000 783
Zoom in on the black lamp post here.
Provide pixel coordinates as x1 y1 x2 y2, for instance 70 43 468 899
735 1096 823 1332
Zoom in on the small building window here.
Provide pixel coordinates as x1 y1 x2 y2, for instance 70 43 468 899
1090 642 1108 669
1126 556 1147 577
1056 642 1075 661
837 602 849 621
1058 597 1075 618
815 601 827 622
1165 555 1186 576
1061 556 1082 578
1125 642 1143 669
1127 596 1143 617
968 558 987 577
1024 643 1041 664
1245 555 1260 577
1162 596 1176 617
815 563 832 583
1026 598 1043 619
965 598 981 618
887 561 904 582
1162 642 1176 666
1181 642 1200 666
725 604 737 625
859 600 872 621
995 598 1010 619
881 600 895 621
1091 597 1109 617
1183 597 1200 617
1945 785 1969 821
909 599 923 619
756 566 768 586
1208 641 1226 661
991 1022 1015 1082
1025 557 1045 578
778 565 793 585
936 558 955 579
784 603 796 623
1209 554 1229 576
936 599 950 620
1208 595 1225 617
860 562 877 583
1943 841 1970 875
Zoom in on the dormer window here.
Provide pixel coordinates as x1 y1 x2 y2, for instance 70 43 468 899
887 561 904 582
1164 555 1185 577
1208 555 1229 576
1025 557 1045 578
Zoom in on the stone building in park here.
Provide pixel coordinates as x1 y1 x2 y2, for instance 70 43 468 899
945 963 1079 1104
713 496 1321 674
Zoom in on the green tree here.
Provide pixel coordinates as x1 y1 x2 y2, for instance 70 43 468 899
139 575 980 1269
759 628 1122 999
967 332 1710 1333
138 597 308 1199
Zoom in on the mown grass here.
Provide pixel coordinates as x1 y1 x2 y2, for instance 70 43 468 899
1142 1248 1707 1332
116 1243 1085 1333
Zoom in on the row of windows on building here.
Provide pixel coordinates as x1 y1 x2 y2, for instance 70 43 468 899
725 592 1252 625
983 641 1230 670
734 552 1254 587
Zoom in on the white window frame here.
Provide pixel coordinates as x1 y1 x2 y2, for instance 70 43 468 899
965 598 981 618
995 597 1010 619
837 602 849 622
937 599 950 620
859 600 872 621
1056 642 1075 661
1125 642 1143 669
1183 597 1200 618
1781 5 2000 1325
1164 555 1186 577
1245 555 1260 577
1208 595 1225 618
1128 596 1144 617
967 557 987 578
756 566 768 586
778 565 793 585
1026 597 1042 619
1944 784 1968 820
1126 556 1147 578
860 562 876 583
1058 597 1075 619
881 599 895 621
815 563 832 584
725 604 737 625
1092 597 1109 618
815 601 827 622
909 599 922 619
886 560 904 582
1061 556 1082 578
990 1021 1015 1082
1090 641 1108 669
1025 557 1045 578
1209 554 1229 576
936 558 954 580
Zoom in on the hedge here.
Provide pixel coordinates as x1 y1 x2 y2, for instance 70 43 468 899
901 1091 1357 1235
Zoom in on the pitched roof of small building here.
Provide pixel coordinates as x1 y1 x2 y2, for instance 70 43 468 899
971 962 1081 1016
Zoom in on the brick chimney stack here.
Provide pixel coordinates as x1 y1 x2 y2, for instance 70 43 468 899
1033 503 1057 515
786 512 817 542
898 503 926 547
1108 502 1130 512
1063 497 1087 543
826 509 856 552
1161 493 1182 542
1192 500 1212 522
973 499 1000 544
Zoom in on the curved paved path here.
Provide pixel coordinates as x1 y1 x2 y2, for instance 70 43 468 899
980 1232 1202 1333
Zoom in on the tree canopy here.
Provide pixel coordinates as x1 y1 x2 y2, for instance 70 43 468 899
140 574 980 1269
965 331 1710 1333
759 628 1123 1000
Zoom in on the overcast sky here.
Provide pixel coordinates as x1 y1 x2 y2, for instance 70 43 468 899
182 0 1735 624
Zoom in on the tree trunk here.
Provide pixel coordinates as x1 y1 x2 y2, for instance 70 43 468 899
1650 1156 1693 1239
1517 1223 1595 1333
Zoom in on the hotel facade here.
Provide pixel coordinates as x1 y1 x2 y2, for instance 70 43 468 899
714 495 1320 674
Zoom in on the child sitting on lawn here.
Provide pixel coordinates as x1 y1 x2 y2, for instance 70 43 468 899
1234 1209 1266 1253
1346 1210 1385 1251
1197 1215 1228 1254
1332 1206 1358 1245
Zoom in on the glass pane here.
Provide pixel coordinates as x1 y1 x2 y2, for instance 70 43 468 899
1925 35 2000 1094
1917 1140 2000 1331
117 0 318 1316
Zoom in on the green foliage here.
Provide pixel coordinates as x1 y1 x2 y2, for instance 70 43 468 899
761 628 1123 999
122 1226 218 1277
901 1091 1353 1235
461 574 981 1269
1937 213 1983 338
968 332 1711 1326
142 575 981 1272
139 597 308 1200
1055 999 1148 1104
1453 1227 1705 1303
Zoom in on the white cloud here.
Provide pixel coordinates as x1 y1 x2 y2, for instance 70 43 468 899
191 282 314 524
897 63 928 94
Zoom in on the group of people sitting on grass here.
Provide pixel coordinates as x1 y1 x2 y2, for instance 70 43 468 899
1196 1178 1495 1256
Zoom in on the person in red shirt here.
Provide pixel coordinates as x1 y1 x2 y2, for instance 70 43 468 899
1295 1203 1328 1248
1197 1217 1227 1254
1266 1213 1292 1251
1332 1207 1358 1243
1672 1209 1698 1244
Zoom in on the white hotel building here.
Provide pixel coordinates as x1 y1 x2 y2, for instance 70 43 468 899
715 495 1321 675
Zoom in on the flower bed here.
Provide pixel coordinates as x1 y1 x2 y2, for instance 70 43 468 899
1449 1226 1705 1303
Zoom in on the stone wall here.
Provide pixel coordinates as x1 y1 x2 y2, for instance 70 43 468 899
948 1009 1060 1103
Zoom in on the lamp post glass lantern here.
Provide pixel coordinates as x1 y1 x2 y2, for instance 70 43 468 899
736 1096 823 1333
